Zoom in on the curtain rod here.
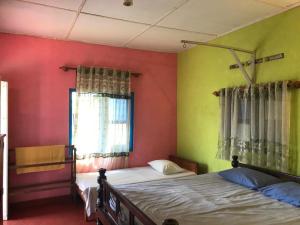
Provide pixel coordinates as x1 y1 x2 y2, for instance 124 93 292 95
59 65 141 77
181 40 255 54
213 80 300 96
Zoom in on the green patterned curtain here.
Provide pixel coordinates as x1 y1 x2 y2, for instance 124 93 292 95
217 81 293 173
73 66 131 159
76 66 131 98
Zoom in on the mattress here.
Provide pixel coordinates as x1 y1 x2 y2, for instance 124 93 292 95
115 173 300 225
76 166 196 216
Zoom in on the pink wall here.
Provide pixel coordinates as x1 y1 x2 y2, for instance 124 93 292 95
0 33 177 202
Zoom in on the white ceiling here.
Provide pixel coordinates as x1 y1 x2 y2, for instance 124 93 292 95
0 0 300 53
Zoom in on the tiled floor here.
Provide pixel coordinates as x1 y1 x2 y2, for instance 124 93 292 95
3 197 92 225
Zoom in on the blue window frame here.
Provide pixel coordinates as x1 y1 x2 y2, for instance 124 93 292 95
69 89 134 153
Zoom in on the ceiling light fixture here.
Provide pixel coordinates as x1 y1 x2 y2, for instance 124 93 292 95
123 0 133 6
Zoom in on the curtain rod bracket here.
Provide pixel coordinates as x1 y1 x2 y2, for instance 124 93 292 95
181 40 256 84
59 66 74 72
229 49 255 85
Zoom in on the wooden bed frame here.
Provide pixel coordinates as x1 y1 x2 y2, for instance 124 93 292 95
95 155 300 225
95 155 199 225
76 155 200 222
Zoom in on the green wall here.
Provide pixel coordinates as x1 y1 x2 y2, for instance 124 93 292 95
177 7 300 175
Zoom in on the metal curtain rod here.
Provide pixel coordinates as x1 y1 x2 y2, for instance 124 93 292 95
59 65 141 77
181 40 255 54
212 80 300 96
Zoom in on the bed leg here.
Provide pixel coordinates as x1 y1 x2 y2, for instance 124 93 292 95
163 219 179 225
97 168 107 208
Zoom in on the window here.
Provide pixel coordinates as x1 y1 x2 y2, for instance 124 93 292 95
69 89 134 157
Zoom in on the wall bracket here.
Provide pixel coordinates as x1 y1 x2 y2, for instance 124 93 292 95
181 40 256 85
229 49 256 84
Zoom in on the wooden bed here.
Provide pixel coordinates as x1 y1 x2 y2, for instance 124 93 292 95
75 155 200 221
95 155 300 225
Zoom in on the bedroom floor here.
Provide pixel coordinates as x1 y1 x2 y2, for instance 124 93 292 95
3 197 92 225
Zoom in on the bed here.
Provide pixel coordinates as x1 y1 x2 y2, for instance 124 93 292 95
75 155 199 221
95 156 300 225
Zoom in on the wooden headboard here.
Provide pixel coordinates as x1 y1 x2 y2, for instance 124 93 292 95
169 155 200 175
232 155 300 183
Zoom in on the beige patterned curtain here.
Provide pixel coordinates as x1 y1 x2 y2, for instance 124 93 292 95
73 66 131 171
217 81 293 173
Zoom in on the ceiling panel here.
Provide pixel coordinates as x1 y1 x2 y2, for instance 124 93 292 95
160 18 232 35
69 14 150 46
18 0 83 10
0 0 76 39
0 0 298 53
127 27 215 53
257 0 300 7
82 0 186 24
159 0 281 35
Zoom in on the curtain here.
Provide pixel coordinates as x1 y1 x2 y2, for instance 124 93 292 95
217 81 292 173
76 156 128 173
76 66 130 97
73 66 131 171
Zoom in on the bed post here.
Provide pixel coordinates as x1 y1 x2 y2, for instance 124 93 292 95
96 168 106 225
232 155 239 168
97 168 107 208
97 168 107 207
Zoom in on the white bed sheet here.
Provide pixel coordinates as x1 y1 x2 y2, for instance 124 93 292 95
116 173 300 225
76 166 196 216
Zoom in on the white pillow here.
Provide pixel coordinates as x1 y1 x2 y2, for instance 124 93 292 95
148 160 185 175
